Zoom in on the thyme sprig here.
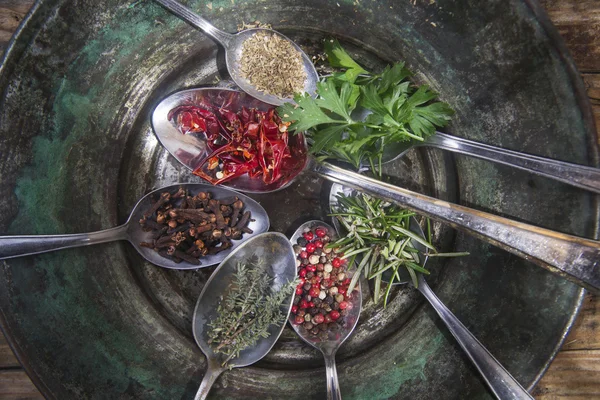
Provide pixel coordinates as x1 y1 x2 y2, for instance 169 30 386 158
330 193 468 307
207 258 296 367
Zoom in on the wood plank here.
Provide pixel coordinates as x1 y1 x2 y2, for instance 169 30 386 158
0 0 34 55
583 73 600 105
561 293 600 350
539 0 600 72
0 334 20 368
533 349 600 399
0 370 44 400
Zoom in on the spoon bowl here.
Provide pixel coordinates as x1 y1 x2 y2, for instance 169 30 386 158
0 183 270 269
154 0 318 106
191 232 297 399
151 88 309 193
290 220 362 400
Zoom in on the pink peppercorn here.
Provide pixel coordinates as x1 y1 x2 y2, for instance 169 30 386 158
315 228 327 238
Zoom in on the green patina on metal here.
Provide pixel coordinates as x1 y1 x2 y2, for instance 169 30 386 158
9 81 98 234
346 333 445 400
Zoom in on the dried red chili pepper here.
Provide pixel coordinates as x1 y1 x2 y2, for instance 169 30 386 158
169 104 304 186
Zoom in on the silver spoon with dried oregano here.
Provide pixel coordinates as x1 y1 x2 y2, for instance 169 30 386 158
153 0 318 105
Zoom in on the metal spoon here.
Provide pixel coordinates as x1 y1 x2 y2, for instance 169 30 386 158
346 106 600 194
378 132 600 194
153 0 318 106
329 184 533 400
395 221 533 400
289 220 362 400
152 87 600 292
191 232 297 400
0 183 269 269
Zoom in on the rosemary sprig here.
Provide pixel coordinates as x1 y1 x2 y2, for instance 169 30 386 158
207 258 296 367
330 193 468 307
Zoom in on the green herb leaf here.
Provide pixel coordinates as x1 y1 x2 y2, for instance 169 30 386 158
377 62 411 94
360 84 391 118
283 40 455 173
410 101 454 135
315 80 355 121
324 38 368 83
309 124 349 154
278 93 343 132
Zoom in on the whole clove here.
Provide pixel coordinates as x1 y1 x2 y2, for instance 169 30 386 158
235 211 251 230
230 200 244 227
139 187 253 265
208 199 228 229
144 192 171 218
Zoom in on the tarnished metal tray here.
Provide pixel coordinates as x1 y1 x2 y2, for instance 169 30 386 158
0 0 597 398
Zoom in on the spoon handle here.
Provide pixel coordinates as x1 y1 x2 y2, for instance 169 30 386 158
313 161 600 293
194 361 224 400
153 0 234 47
417 276 534 400
322 351 342 400
0 225 128 260
428 132 600 194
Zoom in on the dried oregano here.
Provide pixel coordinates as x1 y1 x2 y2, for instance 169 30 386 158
240 32 306 98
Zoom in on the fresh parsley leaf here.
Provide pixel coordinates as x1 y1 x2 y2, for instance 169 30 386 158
280 40 455 173
278 93 343 132
324 39 368 84
359 84 390 117
315 80 355 121
309 124 349 154
409 102 454 137
376 63 411 94
405 85 439 107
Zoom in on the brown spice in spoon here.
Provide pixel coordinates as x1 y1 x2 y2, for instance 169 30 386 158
239 32 306 98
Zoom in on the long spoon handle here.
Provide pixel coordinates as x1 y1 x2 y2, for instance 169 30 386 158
0 225 128 259
153 0 234 47
322 351 342 400
417 276 534 400
428 132 600 194
194 360 225 400
313 161 600 293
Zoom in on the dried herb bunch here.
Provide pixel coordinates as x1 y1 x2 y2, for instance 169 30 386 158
138 187 253 265
331 193 468 306
207 258 296 367
240 32 306 98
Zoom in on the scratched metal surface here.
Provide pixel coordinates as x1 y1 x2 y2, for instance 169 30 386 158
0 0 597 399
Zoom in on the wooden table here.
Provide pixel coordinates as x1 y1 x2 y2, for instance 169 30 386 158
0 0 598 398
